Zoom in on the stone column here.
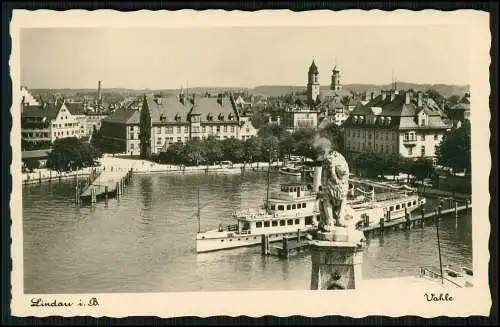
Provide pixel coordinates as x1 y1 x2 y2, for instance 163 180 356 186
309 228 364 290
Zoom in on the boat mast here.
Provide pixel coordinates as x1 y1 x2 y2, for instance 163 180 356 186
197 185 201 233
266 148 271 210
436 200 444 284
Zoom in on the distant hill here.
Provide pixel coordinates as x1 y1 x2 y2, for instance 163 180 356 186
28 83 468 100
251 83 469 98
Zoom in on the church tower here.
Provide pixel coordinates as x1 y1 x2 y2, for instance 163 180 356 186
331 65 342 92
307 60 320 106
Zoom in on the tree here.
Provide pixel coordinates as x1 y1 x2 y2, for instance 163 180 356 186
46 137 101 172
221 138 245 163
279 132 297 159
23 158 40 172
203 136 223 164
260 136 280 161
409 158 435 184
182 139 206 166
244 137 262 163
435 122 471 174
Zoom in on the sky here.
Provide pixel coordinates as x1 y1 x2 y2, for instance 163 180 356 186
20 26 469 89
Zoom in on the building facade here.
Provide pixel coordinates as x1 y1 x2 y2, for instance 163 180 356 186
139 92 258 157
343 90 452 160
100 108 141 155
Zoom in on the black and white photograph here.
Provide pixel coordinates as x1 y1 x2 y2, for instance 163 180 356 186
10 9 491 318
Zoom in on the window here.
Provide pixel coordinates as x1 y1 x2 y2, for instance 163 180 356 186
420 146 425 157
402 203 406 208
413 200 417 205
407 202 412 207
157 137 162 145
280 220 286 226
256 222 262 228
278 205 284 211
292 204 296 210
264 221 270 227
396 205 400 210
408 147 413 156
295 219 300 225
287 219 293 225
270 204 276 210
202 126 206 133
216 126 220 133
272 221 278 227
286 205 291 210
305 216 313 225
302 203 307 208
390 206 394 211
130 126 134 131
231 126 235 132
421 134 425 141
224 125 227 132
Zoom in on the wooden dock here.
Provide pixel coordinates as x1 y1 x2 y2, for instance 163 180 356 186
261 199 471 259
78 168 133 204
361 200 471 237
262 232 310 258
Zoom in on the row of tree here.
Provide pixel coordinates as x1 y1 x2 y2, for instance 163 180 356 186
45 137 101 172
153 123 346 166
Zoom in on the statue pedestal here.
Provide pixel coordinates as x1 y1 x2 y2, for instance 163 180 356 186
309 230 364 290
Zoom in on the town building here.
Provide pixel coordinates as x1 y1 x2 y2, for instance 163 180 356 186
448 92 470 128
100 106 141 156
20 86 40 108
343 89 452 160
139 92 258 158
21 98 85 148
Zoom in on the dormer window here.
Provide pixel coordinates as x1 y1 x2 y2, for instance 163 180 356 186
417 110 428 126
386 117 392 125
160 114 167 122
228 113 234 121
354 115 359 124
175 113 181 122
218 113 224 121
379 116 385 125
207 113 213 121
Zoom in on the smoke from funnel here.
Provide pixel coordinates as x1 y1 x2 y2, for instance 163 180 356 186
312 134 333 161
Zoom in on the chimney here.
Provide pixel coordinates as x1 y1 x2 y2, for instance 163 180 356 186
417 92 423 107
390 91 396 101
370 92 375 100
405 91 411 104
441 99 445 111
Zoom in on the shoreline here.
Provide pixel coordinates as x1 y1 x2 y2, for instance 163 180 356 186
22 157 282 185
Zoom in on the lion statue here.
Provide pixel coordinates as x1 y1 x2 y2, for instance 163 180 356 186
318 150 351 232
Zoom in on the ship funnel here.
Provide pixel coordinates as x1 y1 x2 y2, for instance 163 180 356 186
313 166 322 192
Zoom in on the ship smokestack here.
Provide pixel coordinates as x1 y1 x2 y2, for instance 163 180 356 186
313 165 322 192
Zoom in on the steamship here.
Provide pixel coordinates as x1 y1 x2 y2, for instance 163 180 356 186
196 182 322 253
196 166 426 253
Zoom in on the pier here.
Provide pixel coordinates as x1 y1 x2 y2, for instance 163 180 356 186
261 199 471 259
361 200 471 237
77 169 133 204
262 230 310 258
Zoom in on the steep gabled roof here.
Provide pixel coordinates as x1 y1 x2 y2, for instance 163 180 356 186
344 91 450 130
65 102 85 116
22 102 61 120
102 108 140 124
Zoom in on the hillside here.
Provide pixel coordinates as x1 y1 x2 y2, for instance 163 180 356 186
252 83 469 98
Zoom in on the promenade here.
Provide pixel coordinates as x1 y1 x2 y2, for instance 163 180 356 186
22 155 278 185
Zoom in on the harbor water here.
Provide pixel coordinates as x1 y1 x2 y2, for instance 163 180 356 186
22 172 472 293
